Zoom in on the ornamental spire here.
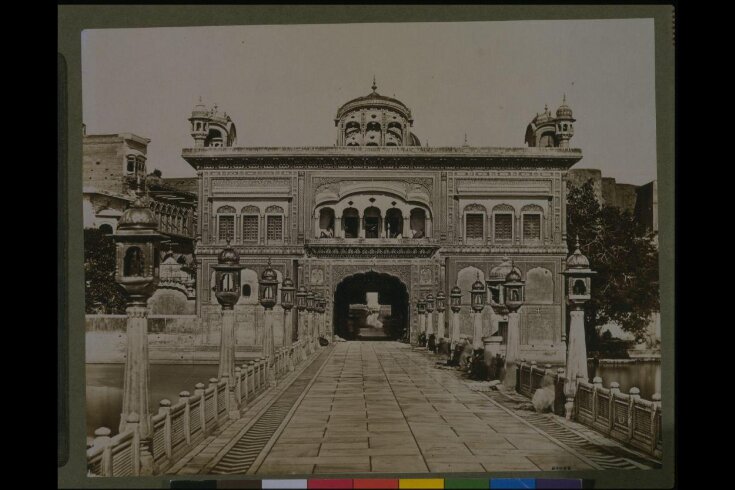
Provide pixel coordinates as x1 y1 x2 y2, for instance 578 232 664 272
371 75 377 93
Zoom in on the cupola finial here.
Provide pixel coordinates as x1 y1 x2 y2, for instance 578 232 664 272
371 75 377 93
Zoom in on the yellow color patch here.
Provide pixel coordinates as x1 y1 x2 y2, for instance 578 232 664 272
399 479 444 489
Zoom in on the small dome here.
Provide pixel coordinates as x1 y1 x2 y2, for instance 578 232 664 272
217 242 240 265
505 268 522 283
191 97 208 117
282 275 295 289
451 285 462 296
533 104 554 125
117 197 157 230
297 285 307 294
471 273 485 292
556 94 574 119
567 237 590 269
489 258 521 282
261 259 278 281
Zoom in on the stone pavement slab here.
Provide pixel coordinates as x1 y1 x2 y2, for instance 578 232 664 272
249 341 605 475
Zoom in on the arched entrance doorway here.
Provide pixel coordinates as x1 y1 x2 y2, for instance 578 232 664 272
333 271 409 340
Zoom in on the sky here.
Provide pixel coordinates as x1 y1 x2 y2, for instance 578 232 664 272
82 19 657 185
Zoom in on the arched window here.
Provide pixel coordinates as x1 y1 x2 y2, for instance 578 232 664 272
463 204 486 242
573 279 586 295
319 207 335 238
521 204 544 242
385 208 403 238
410 208 426 238
265 205 285 243
492 204 514 242
241 205 260 243
216 205 236 242
363 207 381 238
99 224 113 234
205 128 225 147
343 207 359 238
126 155 135 173
242 284 252 297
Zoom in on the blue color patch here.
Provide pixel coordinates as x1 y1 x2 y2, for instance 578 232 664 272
490 479 536 489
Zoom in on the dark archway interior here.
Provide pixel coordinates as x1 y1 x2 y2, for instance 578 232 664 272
333 271 408 341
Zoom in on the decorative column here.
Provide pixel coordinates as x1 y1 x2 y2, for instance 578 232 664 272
470 274 486 350
113 194 163 475
259 259 279 386
436 290 446 340
449 285 462 354
562 238 596 401
425 293 435 347
335 216 343 238
318 295 328 339
281 272 295 347
212 239 244 420
502 263 525 389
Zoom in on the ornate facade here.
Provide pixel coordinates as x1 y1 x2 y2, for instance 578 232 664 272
183 82 583 363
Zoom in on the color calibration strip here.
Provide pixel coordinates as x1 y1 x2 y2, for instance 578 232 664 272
170 478 583 489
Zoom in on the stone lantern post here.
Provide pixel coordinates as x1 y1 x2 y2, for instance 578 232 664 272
449 285 462 352
296 285 307 343
281 272 295 347
212 239 244 419
561 238 596 408
317 295 327 340
306 290 315 348
436 290 446 341
113 194 163 474
470 274 486 350
258 258 279 386
502 263 525 389
425 292 435 346
416 297 427 346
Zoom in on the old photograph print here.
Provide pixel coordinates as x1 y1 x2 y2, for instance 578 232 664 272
82 19 663 477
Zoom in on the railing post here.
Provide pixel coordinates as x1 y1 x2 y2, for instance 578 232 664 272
592 376 603 421
158 399 172 460
609 382 620 433
243 362 250 397
554 368 565 416
628 387 640 442
125 413 142 476
92 427 112 477
234 367 242 402
178 391 191 445
651 393 661 455
194 383 206 433
208 378 219 419
516 358 525 392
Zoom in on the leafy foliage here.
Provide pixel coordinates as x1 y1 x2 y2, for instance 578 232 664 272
566 179 659 340
84 228 127 314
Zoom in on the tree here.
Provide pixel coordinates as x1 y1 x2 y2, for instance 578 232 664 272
566 179 659 342
84 228 127 314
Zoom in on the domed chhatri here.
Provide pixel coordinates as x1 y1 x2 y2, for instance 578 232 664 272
566 236 591 269
117 196 158 230
335 77 421 147
524 95 576 148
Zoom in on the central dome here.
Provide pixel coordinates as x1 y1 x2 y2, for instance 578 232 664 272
334 78 420 147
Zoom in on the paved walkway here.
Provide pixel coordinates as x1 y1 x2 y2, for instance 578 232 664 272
249 341 599 475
